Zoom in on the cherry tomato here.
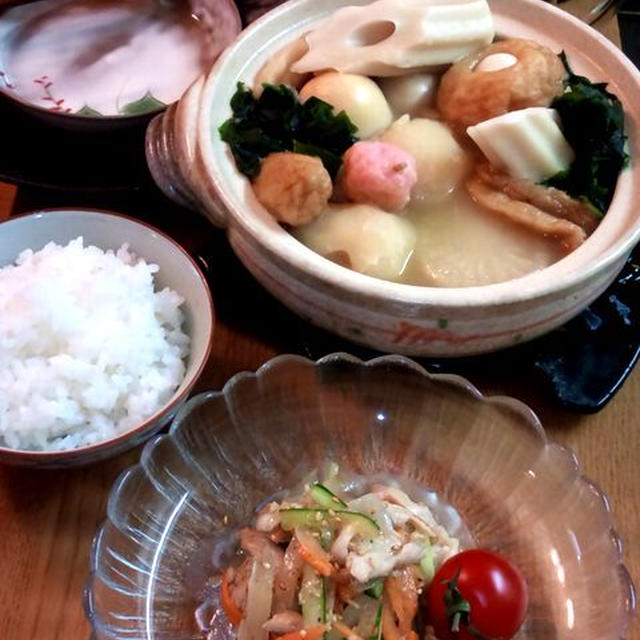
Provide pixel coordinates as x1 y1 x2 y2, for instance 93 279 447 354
427 549 528 640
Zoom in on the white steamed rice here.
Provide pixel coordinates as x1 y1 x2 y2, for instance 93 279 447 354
0 237 190 451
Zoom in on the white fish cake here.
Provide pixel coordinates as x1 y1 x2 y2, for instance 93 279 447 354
294 203 417 282
380 116 469 203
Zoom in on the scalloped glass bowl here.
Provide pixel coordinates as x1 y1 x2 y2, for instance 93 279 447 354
86 354 635 640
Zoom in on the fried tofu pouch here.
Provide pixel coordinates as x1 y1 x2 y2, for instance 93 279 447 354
437 38 566 131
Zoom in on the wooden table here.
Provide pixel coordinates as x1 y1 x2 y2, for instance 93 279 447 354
0 12 638 638
0 188 638 640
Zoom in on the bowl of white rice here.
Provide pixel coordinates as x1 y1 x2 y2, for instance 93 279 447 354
0 208 214 467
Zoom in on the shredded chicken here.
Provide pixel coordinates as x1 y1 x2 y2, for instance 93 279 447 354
262 611 304 633
273 537 304 612
372 485 459 557
204 473 461 640
331 524 356 563
347 535 426 583
255 502 281 532
239 528 284 566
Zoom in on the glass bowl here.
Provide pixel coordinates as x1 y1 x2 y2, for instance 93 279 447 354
85 353 635 639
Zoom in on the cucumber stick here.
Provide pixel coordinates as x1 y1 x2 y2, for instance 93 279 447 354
279 508 380 537
300 565 326 626
419 539 435 582
371 599 383 640
309 483 348 509
364 579 383 599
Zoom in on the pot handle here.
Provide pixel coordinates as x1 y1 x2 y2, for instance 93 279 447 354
145 75 230 228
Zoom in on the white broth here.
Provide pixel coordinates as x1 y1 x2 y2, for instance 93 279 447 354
401 188 564 287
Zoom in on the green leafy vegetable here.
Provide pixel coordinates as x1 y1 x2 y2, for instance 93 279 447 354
120 91 165 115
219 82 358 178
545 52 629 214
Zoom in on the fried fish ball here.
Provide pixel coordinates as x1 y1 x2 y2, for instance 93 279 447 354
253 152 332 226
437 38 566 131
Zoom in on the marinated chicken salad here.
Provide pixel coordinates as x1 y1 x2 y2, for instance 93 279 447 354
197 467 528 640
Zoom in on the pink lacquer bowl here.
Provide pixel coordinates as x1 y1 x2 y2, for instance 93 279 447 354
0 0 241 130
146 0 640 357
85 353 636 640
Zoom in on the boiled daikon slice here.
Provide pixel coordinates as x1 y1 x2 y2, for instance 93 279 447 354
291 0 494 77
404 192 563 287
466 107 575 182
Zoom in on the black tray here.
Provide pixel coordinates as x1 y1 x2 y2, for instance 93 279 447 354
0 97 153 193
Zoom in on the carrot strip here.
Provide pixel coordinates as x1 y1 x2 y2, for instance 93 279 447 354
220 571 243 627
381 593 403 640
295 528 334 577
332 620 366 640
385 569 419 635
273 624 327 640
385 577 406 629
298 544 334 576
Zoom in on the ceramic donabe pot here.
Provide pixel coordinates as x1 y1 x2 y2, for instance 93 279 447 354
146 0 640 356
